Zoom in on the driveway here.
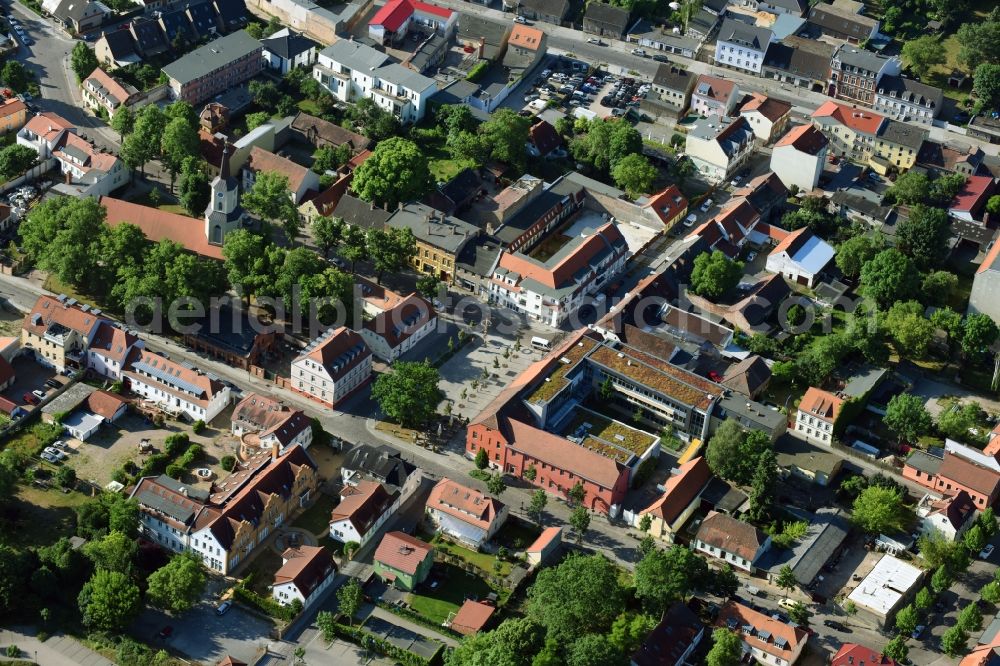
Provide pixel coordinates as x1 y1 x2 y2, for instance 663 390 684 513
911 377 1000 417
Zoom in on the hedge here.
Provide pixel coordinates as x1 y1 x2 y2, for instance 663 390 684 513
331 622 430 666
233 575 301 622
467 61 489 82
164 433 190 457
376 601 463 640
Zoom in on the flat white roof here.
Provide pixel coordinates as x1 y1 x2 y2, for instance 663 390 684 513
790 234 835 275
64 411 104 434
847 554 922 616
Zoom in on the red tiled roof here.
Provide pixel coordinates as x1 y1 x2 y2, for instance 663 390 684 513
370 0 452 31
497 223 627 290
427 478 505 532
246 146 312 195
526 526 562 553
939 453 1000 498
449 600 495 635
0 98 26 120
85 390 127 420
696 512 767 563
740 93 791 122
274 545 335 597
85 67 134 106
0 395 17 414
296 327 370 382
978 239 1000 275
363 293 435 350
775 123 828 155
832 643 897 666
374 531 433 575
23 111 74 142
124 350 224 408
770 226 810 257
101 197 224 260
640 457 710 525
951 175 995 213
812 100 884 135
798 386 843 423
509 24 544 50
23 295 103 340
89 321 138 363
232 393 310 446
646 185 688 226
506 416 625 489
693 74 735 103
716 601 806 661
529 120 561 155
332 480 399 535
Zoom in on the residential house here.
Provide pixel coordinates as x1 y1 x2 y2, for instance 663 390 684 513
180 304 278 371
685 116 756 184
527 120 562 159
87 320 142 380
386 203 479 283
329 480 400 547
243 146 318 204
130 18 170 58
525 526 561 566
686 8 722 41
200 102 229 134
720 355 771 399
949 175 996 223
795 386 843 445
583 2 632 38
132 446 318 573
291 112 370 153
503 24 546 78
735 171 791 222
765 227 834 286
969 239 1000 325
367 0 456 45
359 293 436 362
186 0 222 39
21 294 104 372
626 19 700 59
694 511 771 573
774 435 844 486
261 28 318 75
81 67 138 119
158 8 196 47
917 490 977 541
95 30 141 68
714 19 773 75
456 13 510 62
770 123 829 192
341 443 423 500
690 74 738 118
83 389 128 423
272 545 335 610
968 115 1000 145
163 30 263 104
872 119 927 173
651 64 695 114
489 223 629 327
213 0 249 32
331 193 392 231
448 600 496 636
631 602 705 666
646 184 689 230
829 45 901 107
514 0 569 24
685 272 792 333
638 457 711 542
231 392 313 453
811 100 885 161
829 187 893 225
916 140 985 177
873 75 942 126
761 508 850 587
739 93 792 144
832 645 898 666
903 439 1000 510
425 477 509 548
756 0 806 15
715 601 808 665
290 327 372 408
430 167 482 213
124 351 232 421
807 2 879 43
0 99 27 135
373 531 434 590
847 554 923 628
686 199 761 259
47 0 108 34
312 40 437 124
761 36 833 91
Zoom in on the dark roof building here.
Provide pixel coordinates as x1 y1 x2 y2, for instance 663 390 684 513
632 602 705 666
583 2 633 38
331 194 392 230
457 13 511 61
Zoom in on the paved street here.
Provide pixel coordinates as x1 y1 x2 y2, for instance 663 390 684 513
0 627 114 666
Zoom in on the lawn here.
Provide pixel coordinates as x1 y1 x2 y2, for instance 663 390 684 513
5 483 90 549
407 563 495 625
420 530 512 577
291 492 339 536
4 422 64 459
42 275 99 310
297 99 324 116
923 0 995 105
241 545 284 596
412 130 477 184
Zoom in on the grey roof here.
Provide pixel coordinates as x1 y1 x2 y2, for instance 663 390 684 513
717 18 772 50
653 63 694 93
186 1 219 37
372 62 435 93
163 30 261 86
687 8 719 36
457 13 508 60
627 19 701 53
700 477 747 514
842 365 887 398
407 34 448 74
770 14 806 40
343 443 417 490
690 117 755 158
41 383 96 417
53 0 106 22
774 434 844 479
213 0 247 28
877 75 943 109
764 36 833 80
765 0 806 12
702 0 728 14
159 8 195 43
457 235 503 277
319 39 388 73
714 394 786 433
878 120 929 150
386 203 479 253
261 28 316 60
131 18 168 53
584 2 632 29
831 188 892 220
332 194 391 230
100 29 138 60
907 449 943 476
761 507 850 585
834 44 891 73
518 0 569 19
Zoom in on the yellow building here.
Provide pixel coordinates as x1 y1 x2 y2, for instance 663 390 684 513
873 119 927 173
21 295 103 372
638 457 711 542
0 98 27 135
386 203 480 283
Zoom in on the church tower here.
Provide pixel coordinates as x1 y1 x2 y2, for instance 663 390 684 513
205 146 243 246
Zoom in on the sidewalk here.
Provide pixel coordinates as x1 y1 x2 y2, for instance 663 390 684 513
0 628 114 666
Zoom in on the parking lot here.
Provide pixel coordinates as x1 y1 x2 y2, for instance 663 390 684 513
1 354 59 411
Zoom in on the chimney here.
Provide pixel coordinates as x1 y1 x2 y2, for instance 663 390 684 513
271 442 279 461
479 36 485 59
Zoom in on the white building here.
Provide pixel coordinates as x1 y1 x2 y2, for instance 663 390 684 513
329 480 401 548
231 392 313 453
123 351 232 422
690 74 739 118
685 116 756 184
765 227 834 287
770 124 829 192
916 491 977 542
368 0 457 45
693 511 771 573
714 19 773 75
795 387 842 445
261 28 318 75
426 478 509 549
87 321 143 380
313 40 437 125
359 293 436 362
847 554 923 628
738 93 791 145
272 545 336 610
291 327 372 408
62 411 104 441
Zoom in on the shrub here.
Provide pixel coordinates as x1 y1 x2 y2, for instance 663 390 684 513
55 466 76 488
5 645 17 658
233 584 299 621
176 444 204 468
164 433 190 457
191 419 206 434
467 61 489 82
111 467 131 484
220 455 237 472
165 463 184 479
140 453 171 477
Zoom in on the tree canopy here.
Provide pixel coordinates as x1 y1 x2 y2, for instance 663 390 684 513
527 554 625 641
860 249 920 309
706 421 772 485
633 545 709 615
78 569 141 631
852 485 910 534
690 250 743 300
352 137 430 209
371 361 443 428
146 551 206 613
883 393 933 443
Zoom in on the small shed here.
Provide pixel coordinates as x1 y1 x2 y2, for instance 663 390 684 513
525 526 562 567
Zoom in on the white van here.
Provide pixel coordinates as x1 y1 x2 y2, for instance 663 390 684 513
530 336 552 351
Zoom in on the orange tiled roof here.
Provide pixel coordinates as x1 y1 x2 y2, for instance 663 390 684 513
812 100 884 135
775 124 828 155
798 386 843 422
246 146 312 195
740 93 791 122
716 601 807 661
427 478 505 532
509 24 544 50
374 531 433 575
640 457 710 524
101 197 224 260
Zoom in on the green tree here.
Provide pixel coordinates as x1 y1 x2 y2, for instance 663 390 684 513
312 216 344 258
352 137 430 209
887 171 931 206
894 603 919 636
982 581 1000 603
246 111 270 132
712 564 740 598
486 473 506 497
222 230 281 303
959 603 983 632
337 578 363 625
1 61 30 93
160 116 200 192
71 42 99 82
312 144 352 174
479 108 531 170
941 624 968 657
567 481 587 507
348 98 401 142
932 565 953 594
78 569 141 631
937 399 987 442
177 157 210 217
974 64 1000 114
448 618 545 666
776 565 797 599
567 634 626 666
706 629 743 666
919 531 970 572
787 601 810 626
690 250 743 300
902 35 946 78
915 587 933 610
316 610 336 642
570 506 590 543
416 274 442 299
896 204 950 269
884 301 935 359
980 507 998 538
475 447 488 470
883 393 932 443
706 422 771 485
852 485 908 534
82 531 138 574
633 545 709 615
957 18 1000 71
0 144 39 181
241 171 301 244
121 104 166 176
110 105 135 140
607 612 656 655
526 554 625 641
883 635 908 662
638 513 653 533
570 118 642 172
860 249 921 309
961 313 999 359
747 450 776 521
56 466 76 488
923 270 959 307
366 227 416 284
611 153 657 198
372 361 443 427
528 489 548 525
20 196 106 288
835 233 885 279
146 552 206 613
964 524 987 554
340 225 368 272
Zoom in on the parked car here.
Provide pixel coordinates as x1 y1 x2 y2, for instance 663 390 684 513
652 54 669 62
23 392 38 405
44 379 61 389
32 389 46 400
52 440 69 451
40 451 59 463
216 601 232 616
514 15 527 23
980 544 995 559
43 447 65 460
631 48 647 56
746 251 757 262
823 620 847 632
157 626 173 639
911 624 925 639
700 198 714 213
684 213 698 227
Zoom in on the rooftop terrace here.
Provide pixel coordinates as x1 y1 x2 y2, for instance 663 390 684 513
526 337 599 404
561 407 658 463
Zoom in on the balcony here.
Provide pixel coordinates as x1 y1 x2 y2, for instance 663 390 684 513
314 62 350 83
